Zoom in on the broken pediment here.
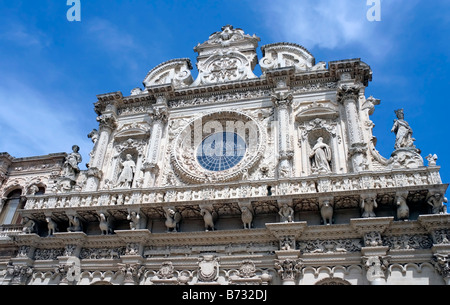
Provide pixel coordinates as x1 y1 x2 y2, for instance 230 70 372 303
143 58 194 89
260 42 325 73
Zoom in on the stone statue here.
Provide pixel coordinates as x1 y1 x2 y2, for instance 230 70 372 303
22 217 36 234
46 217 58 237
99 213 113 235
278 203 294 223
164 208 182 232
391 109 415 149
63 145 82 180
67 215 83 232
127 211 141 230
396 195 409 221
116 154 136 188
427 193 448 215
240 206 253 229
426 154 438 166
309 137 332 173
361 197 377 218
200 207 218 232
88 129 99 144
319 200 333 225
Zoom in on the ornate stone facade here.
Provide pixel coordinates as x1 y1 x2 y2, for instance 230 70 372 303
0 25 448 285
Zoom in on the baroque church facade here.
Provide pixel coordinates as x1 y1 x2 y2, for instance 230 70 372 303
0 25 449 285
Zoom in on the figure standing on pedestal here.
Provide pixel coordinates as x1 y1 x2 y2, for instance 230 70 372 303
116 154 136 188
391 109 415 149
278 203 294 223
63 145 82 180
309 137 332 173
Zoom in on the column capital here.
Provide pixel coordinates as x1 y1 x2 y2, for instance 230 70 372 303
337 83 363 103
271 91 293 108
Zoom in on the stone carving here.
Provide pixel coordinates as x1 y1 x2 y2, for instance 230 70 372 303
63 145 82 180
278 202 294 223
116 154 136 188
361 196 377 218
260 42 315 73
432 253 450 280
319 199 334 225
197 255 220 282
143 58 193 89
22 217 36 234
280 236 295 250
46 217 58 236
127 211 141 230
67 215 83 232
391 109 415 149
6 263 33 285
88 129 99 144
274 259 302 282
395 195 409 221
299 239 361 253
192 25 259 86
364 232 383 247
98 212 114 235
164 207 182 232
240 206 253 229
363 255 390 284
200 206 218 231
426 154 438 166
427 193 448 215
156 261 175 279
310 137 332 173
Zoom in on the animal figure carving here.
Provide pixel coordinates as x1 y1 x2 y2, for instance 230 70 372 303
240 206 253 229
46 217 58 236
396 195 409 221
165 208 182 232
99 213 114 235
200 208 218 232
320 200 334 225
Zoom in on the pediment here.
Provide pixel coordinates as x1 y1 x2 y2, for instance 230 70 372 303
296 105 338 122
143 58 193 89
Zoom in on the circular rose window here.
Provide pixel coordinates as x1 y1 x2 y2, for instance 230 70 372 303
171 110 266 184
197 132 246 172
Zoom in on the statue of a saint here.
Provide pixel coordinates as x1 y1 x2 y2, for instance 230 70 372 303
63 145 82 180
116 154 136 188
309 137 332 173
391 109 415 149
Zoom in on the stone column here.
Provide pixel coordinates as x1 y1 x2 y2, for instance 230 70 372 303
143 96 168 187
85 113 117 191
337 80 368 172
271 91 294 178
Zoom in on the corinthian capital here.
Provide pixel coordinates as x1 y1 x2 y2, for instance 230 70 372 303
274 258 303 281
153 107 169 123
337 84 363 103
271 92 293 108
97 114 117 130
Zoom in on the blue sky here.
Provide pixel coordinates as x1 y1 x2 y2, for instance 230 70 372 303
0 0 449 202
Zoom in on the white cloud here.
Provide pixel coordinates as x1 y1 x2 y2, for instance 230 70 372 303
257 0 420 58
0 79 92 167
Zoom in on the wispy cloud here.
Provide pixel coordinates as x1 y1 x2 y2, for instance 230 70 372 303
256 0 420 59
0 79 92 166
